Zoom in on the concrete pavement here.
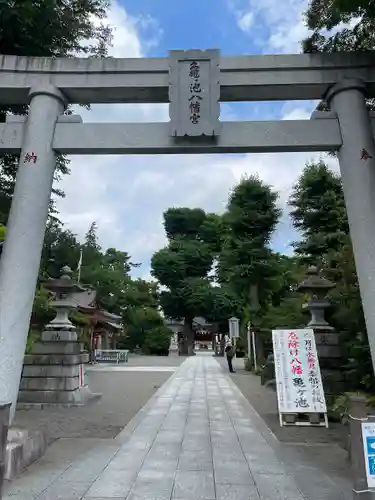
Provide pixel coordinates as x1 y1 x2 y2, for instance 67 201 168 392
4 354 350 499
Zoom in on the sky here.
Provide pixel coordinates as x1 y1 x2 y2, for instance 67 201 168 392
56 0 338 280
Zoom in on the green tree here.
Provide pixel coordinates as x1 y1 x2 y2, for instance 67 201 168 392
288 161 374 391
288 160 349 262
217 175 282 330
0 0 113 223
40 221 81 278
123 306 166 352
143 326 172 356
303 0 375 53
78 222 135 315
151 208 222 355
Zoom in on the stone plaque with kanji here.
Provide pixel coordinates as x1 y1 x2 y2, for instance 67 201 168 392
169 49 221 137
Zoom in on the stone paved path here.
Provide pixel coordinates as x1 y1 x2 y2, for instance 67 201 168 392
4 355 350 500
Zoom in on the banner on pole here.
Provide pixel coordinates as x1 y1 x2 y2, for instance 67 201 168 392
272 329 327 415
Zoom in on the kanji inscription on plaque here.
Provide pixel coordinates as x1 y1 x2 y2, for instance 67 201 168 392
169 49 221 137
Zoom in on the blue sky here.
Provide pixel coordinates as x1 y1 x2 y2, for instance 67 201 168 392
56 0 338 279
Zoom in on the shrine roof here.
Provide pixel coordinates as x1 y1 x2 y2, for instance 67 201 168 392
165 317 213 327
71 288 97 308
71 287 122 324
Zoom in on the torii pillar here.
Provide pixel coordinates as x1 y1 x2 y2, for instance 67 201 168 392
0 84 65 422
326 79 375 378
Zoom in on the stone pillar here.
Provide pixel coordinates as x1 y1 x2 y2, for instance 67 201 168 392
97 335 102 351
348 396 374 500
169 333 178 356
0 85 65 422
104 332 110 350
326 79 375 378
0 403 10 498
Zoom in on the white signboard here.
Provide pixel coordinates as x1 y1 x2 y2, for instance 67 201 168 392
362 422 375 488
229 317 240 338
272 329 327 414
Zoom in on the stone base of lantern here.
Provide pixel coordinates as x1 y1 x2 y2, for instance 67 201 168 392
314 329 346 406
17 329 101 407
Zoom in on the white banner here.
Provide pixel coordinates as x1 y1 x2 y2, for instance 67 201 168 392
272 329 327 414
362 422 375 488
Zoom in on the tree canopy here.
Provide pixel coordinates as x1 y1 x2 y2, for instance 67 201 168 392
151 207 237 355
217 175 282 329
0 0 113 224
303 0 375 52
288 161 349 261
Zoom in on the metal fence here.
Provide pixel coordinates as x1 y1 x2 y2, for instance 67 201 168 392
94 349 129 364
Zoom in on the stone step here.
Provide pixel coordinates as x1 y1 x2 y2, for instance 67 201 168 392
20 376 80 391
18 386 94 404
23 353 89 365
22 364 82 377
31 342 82 355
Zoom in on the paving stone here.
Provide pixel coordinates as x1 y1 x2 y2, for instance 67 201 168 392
184 427 210 436
253 472 305 500
57 465 107 483
246 460 287 476
35 480 92 500
108 450 148 468
182 437 211 451
153 430 184 444
245 451 284 470
83 469 137 498
141 458 178 471
7 355 347 500
172 470 215 500
288 465 348 500
216 483 260 500
137 466 176 481
213 449 247 464
2 496 37 500
147 443 181 461
6 471 65 496
178 448 213 471
127 478 175 500
214 463 254 485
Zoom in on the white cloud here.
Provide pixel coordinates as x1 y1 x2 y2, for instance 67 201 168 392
104 2 162 58
230 0 361 54
55 1 339 281
237 11 254 33
230 0 311 53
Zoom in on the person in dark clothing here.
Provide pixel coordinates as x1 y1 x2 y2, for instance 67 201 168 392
225 340 236 373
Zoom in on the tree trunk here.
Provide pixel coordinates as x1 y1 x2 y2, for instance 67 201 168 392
219 333 225 357
88 328 95 363
183 317 194 356
255 332 265 365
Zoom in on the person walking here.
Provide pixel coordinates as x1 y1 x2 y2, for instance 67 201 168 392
225 337 236 373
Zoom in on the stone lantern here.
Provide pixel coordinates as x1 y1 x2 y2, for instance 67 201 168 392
297 265 344 403
18 266 99 407
297 265 335 330
43 265 85 337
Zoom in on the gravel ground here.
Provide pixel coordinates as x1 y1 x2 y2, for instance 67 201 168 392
13 355 184 444
225 358 346 446
217 356 351 485
123 353 187 367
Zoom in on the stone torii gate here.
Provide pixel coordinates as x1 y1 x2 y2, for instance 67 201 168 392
0 50 375 420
